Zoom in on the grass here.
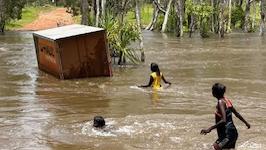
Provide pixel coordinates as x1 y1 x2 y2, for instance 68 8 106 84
6 5 56 30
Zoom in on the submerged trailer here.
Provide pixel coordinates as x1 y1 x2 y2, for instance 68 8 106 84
33 24 112 79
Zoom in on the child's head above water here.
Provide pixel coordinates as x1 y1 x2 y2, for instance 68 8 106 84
212 83 226 99
93 116 105 128
150 63 160 73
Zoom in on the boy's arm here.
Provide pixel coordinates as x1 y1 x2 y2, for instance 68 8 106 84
231 107 251 129
201 100 226 134
139 76 153 87
162 75 171 84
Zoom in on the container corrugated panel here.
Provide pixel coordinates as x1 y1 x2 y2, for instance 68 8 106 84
33 24 112 79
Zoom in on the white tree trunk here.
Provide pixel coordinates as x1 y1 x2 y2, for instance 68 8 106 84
101 0 106 19
135 0 145 62
252 1 256 30
211 0 215 32
161 0 173 32
95 0 100 27
146 0 161 30
227 0 232 32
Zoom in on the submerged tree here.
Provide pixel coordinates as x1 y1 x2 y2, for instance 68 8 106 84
135 0 145 62
101 16 140 65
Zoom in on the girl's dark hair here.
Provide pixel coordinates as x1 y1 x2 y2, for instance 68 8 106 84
212 83 226 98
93 116 105 128
151 63 160 76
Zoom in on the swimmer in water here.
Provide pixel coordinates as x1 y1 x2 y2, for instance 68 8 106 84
139 63 171 90
93 116 106 128
200 83 251 150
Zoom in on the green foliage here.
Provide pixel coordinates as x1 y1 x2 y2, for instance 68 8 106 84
155 14 164 31
141 4 154 26
186 0 213 37
101 15 140 64
0 0 26 32
106 0 133 17
166 6 178 33
231 6 245 28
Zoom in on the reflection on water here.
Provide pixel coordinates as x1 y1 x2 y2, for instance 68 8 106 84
0 31 266 149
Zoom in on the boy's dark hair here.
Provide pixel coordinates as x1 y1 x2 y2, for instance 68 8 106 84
93 116 105 128
150 63 160 75
212 83 226 98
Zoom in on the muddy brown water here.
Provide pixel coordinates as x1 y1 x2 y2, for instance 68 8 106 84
0 31 266 150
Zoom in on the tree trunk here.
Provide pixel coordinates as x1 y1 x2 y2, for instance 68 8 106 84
214 0 220 33
174 0 180 36
260 0 265 36
91 0 96 24
150 9 160 30
95 0 100 27
238 0 243 6
189 15 194 37
227 0 232 32
0 21 4 33
219 0 226 37
146 1 160 30
178 0 184 36
211 0 215 32
135 0 145 62
101 0 106 19
0 0 5 33
161 0 173 32
119 0 130 23
81 0 89 25
244 0 251 32
251 1 256 30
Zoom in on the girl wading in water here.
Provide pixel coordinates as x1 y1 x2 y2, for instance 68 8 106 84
201 83 251 150
139 63 171 90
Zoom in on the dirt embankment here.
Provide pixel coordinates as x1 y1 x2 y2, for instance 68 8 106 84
20 8 74 31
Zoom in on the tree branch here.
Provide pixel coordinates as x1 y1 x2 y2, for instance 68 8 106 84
153 0 166 13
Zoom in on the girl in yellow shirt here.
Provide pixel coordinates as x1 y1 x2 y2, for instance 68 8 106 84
139 63 171 89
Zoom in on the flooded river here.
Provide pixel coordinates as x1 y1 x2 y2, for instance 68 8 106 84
0 31 266 149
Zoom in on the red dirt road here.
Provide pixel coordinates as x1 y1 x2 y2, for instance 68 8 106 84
20 8 74 31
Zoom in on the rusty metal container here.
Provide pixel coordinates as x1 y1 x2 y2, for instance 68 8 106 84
33 24 112 79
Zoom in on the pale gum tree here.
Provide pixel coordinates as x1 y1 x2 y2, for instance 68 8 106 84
101 0 106 19
145 0 165 30
135 0 145 62
227 0 232 32
174 0 184 37
95 0 100 26
161 0 173 32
